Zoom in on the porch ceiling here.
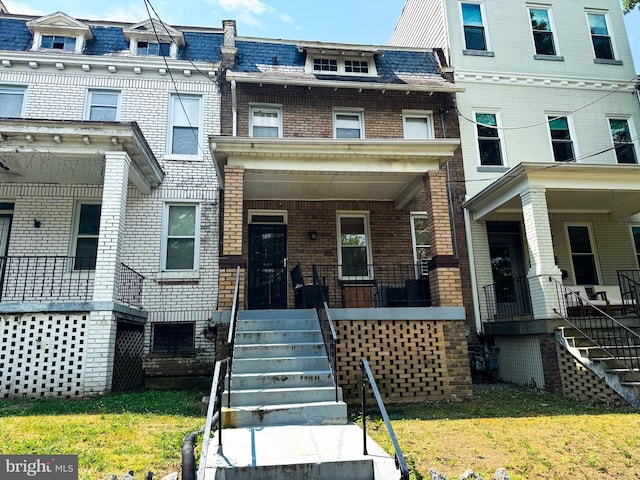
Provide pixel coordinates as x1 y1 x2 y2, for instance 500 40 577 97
0 119 164 193
210 136 460 207
465 162 640 220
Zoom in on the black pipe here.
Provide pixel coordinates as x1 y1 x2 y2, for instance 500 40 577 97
181 431 200 480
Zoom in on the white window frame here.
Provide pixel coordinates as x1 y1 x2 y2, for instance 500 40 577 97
306 56 378 77
546 113 577 162
333 109 365 139
410 212 431 277
565 223 601 286
84 89 121 122
161 202 201 271
473 109 506 166
528 6 559 57
336 211 373 280
459 2 491 52
131 40 175 57
249 104 282 138
585 10 618 62
248 210 288 224
70 200 101 271
630 225 640 269
166 93 203 160
607 116 638 164
0 86 26 118
403 110 434 139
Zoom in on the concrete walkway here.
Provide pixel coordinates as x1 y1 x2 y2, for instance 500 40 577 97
202 423 399 480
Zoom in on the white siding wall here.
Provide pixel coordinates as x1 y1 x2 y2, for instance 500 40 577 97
390 0 448 56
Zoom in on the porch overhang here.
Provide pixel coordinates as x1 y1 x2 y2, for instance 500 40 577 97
210 136 460 208
0 119 164 193
464 162 640 220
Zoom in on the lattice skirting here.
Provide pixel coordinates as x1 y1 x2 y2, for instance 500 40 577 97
112 320 145 394
0 313 86 398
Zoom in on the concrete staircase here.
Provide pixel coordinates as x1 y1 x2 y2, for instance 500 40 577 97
556 325 640 408
222 309 348 427
202 309 400 480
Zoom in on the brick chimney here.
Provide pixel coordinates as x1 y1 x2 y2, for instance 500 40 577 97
221 19 237 69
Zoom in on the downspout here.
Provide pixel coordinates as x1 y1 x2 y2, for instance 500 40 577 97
231 79 237 137
464 207 482 334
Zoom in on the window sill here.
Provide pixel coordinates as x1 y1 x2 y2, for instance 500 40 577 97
533 54 564 62
155 270 200 283
594 58 623 65
477 165 508 173
163 154 203 162
463 49 495 57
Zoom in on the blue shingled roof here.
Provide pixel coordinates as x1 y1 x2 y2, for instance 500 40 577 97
0 16 223 62
235 41 305 72
376 50 440 76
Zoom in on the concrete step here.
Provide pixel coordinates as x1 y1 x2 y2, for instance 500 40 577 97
238 309 318 321
233 355 330 374
229 385 340 407
230 371 334 390
222 401 348 428
235 330 323 345
210 459 374 480
234 342 326 359
236 317 319 332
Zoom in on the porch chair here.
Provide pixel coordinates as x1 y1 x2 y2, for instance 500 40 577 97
290 263 327 308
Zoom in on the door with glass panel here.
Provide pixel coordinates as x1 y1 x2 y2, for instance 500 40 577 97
248 224 287 310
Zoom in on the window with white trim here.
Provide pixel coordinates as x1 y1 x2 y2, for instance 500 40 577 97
250 105 282 138
587 12 616 61
609 118 637 164
475 112 504 166
461 3 488 51
567 225 599 285
548 116 575 162
71 202 101 271
85 90 120 121
162 203 200 271
334 110 364 139
403 111 434 139
40 35 76 51
137 41 171 57
631 226 640 268
529 7 557 56
0 86 25 118
411 213 431 277
167 94 202 157
307 55 377 76
337 213 372 279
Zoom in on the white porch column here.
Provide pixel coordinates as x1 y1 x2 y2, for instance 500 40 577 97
92 151 130 303
520 186 562 319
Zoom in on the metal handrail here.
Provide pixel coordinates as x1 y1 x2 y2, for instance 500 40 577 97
197 357 230 479
550 277 640 372
225 265 241 406
360 358 409 480
617 270 640 316
312 264 340 402
482 275 532 320
118 262 145 308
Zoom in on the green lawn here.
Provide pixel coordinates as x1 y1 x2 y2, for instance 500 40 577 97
1 386 639 480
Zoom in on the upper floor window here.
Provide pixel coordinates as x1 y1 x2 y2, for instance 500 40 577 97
137 41 171 57
85 90 120 122
461 3 487 51
609 118 637 164
162 203 200 271
314 58 338 72
587 12 615 61
548 116 575 162
71 202 101 271
167 94 202 157
0 86 25 118
250 105 282 138
41 35 76 51
306 54 378 76
475 112 503 166
529 7 556 56
403 111 434 139
344 60 369 74
334 110 364 139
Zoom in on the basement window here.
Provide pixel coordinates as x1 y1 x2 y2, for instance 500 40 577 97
152 322 195 354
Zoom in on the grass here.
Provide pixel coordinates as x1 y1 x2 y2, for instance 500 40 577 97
0 390 206 480
360 385 640 480
1 386 639 480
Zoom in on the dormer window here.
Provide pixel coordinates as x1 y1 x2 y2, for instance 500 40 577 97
314 58 338 72
301 44 379 77
41 35 76 52
310 56 375 76
123 19 185 59
26 12 93 54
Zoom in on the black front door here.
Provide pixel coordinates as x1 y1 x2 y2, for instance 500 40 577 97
248 224 287 310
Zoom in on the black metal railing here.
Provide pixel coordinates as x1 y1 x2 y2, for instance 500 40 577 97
311 264 430 308
312 265 340 402
617 270 640 316
550 277 640 373
118 263 145 308
360 358 409 480
482 275 533 320
226 265 241 399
